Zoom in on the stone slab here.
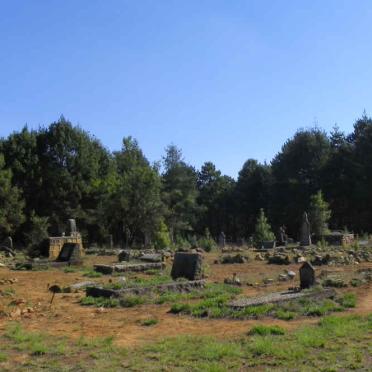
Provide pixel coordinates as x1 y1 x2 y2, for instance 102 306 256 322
229 288 336 308
86 279 206 298
94 262 165 275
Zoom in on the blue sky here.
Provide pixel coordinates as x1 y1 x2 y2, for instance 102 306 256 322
1 1 372 177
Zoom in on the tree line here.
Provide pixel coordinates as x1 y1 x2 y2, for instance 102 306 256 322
1 114 372 251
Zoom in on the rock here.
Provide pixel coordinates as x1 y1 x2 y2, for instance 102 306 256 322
63 281 97 293
278 274 288 281
139 254 163 263
263 278 274 284
268 254 290 265
0 263 6 267
255 253 264 261
287 270 296 279
220 254 248 264
297 256 306 263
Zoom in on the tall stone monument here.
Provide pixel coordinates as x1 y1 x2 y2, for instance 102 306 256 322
218 232 226 248
300 212 311 246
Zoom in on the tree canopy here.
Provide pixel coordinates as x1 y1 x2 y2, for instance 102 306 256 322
1 113 372 248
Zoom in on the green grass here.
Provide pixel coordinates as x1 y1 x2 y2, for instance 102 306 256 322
80 296 120 308
248 325 286 336
0 315 370 370
63 266 77 273
82 283 242 310
83 269 103 278
338 292 357 308
1 288 15 296
140 318 159 326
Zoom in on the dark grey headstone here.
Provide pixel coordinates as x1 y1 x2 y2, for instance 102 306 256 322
299 262 315 289
57 243 82 263
171 252 203 280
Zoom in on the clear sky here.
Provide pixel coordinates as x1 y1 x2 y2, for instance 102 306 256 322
1 1 372 177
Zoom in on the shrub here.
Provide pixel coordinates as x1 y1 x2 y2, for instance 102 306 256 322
198 228 216 252
153 221 171 250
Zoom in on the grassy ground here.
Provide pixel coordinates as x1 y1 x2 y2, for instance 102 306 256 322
81 282 242 308
0 314 370 371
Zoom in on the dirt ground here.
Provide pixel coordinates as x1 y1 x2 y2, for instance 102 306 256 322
0 252 371 347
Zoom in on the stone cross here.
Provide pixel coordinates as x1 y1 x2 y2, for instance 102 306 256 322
300 212 311 246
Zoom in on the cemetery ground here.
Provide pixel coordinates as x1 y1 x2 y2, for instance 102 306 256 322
0 251 371 370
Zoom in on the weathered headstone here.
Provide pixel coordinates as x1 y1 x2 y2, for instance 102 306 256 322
300 212 312 246
278 225 287 246
68 219 77 235
299 261 315 289
56 243 82 264
171 252 203 280
218 232 226 248
3 236 13 249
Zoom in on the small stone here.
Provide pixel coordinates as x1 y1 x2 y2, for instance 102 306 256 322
287 270 296 279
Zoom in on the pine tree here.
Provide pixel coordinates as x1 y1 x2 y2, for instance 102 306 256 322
253 208 275 245
309 191 331 236
0 155 25 240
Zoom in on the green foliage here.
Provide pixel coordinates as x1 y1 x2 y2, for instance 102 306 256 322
153 220 171 249
119 295 146 307
253 208 275 246
162 145 199 241
198 228 216 252
337 293 356 308
309 190 331 236
3 114 372 246
23 211 49 249
248 325 286 336
83 270 103 278
0 154 25 239
140 318 158 326
80 296 120 307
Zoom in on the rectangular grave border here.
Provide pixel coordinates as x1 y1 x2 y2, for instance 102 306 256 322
86 279 206 298
229 288 336 309
94 262 165 274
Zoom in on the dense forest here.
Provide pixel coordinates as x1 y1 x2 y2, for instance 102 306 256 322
1 114 372 250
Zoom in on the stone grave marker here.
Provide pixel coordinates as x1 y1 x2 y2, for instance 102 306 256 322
299 261 315 289
300 212 312 246
171 252 202 280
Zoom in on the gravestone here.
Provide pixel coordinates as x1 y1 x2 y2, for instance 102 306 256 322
171 252 203 280
3 236 13 249
68 219 77 235
278 225 287 246
300 212 312 246
56 243 82 264
218 232 226 248
299 261 315 289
